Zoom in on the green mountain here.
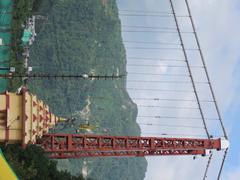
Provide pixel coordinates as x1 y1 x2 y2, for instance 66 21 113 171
29 0 147 180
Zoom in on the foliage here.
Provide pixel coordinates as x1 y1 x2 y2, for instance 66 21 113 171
3 1 91 179
8 0 37 90
27 0 147 180
7 0 47 90
0 144 89 180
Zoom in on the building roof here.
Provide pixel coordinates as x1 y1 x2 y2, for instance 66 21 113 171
21 29 32 44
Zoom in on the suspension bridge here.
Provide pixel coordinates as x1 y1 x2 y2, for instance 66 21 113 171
0 0 228 179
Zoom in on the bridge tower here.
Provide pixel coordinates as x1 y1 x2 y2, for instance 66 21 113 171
0 87 65 147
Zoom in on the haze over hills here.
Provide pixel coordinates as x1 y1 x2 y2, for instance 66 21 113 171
29 0 147 179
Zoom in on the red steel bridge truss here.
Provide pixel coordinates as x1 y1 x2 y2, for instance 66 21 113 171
37 134 224 159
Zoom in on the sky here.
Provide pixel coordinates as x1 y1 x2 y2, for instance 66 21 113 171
117 0 240 179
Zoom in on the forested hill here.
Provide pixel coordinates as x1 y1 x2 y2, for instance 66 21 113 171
29 0 147 180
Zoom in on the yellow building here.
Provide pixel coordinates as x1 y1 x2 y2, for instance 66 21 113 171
0 87 64 147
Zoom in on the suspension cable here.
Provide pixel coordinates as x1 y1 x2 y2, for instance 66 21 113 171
123 40 180 45
143 132 208 138
127 57 185 62
119 13 189 18
127 57 185 61
122 25 177 30
131 97 214 103
217 149 229 180
122 30 193 34
203 152 213 180
185 0 228 139
128 72 190 77
125 46 184 50
139 123 204 129
137 105 199 110
127 88 194 93
138 115 219 121
169 0 210 139
0 73 125 80
127 64 203 68
119 9 173 14
128 80 208 84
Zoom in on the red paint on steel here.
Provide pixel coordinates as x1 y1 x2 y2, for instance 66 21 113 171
33 114 37 122
21 88 27 148
48 149 206 159
5 92 9 109
37 134 221 159
33 101 37 107
32 129 36 135
40 115 43 122
25 114 28 121
0 110 6 124
4 93 10 144
49 113 52 123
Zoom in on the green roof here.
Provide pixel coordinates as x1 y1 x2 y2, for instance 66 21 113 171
21 29 32 44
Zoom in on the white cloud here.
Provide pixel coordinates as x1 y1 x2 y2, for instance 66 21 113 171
118 0 240 179
189 0 240 110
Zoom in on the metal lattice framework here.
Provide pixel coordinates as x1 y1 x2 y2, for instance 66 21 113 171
37 134 222 159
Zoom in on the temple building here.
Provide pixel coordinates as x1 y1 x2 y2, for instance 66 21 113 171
0 87 65 147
